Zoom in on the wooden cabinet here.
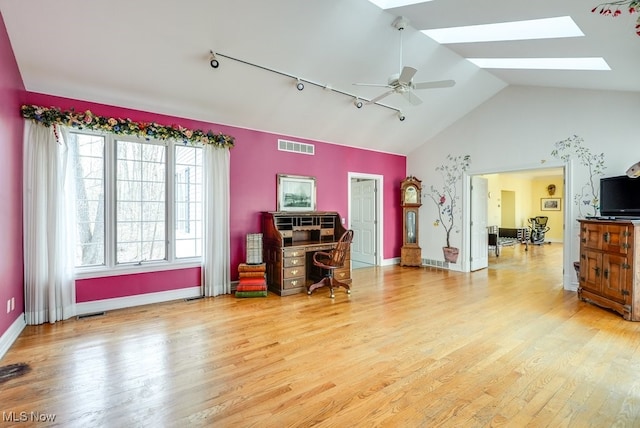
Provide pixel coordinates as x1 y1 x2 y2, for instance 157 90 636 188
262 211 351 296
578 219 640 321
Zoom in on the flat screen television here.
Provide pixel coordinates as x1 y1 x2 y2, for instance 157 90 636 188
599 175 640 218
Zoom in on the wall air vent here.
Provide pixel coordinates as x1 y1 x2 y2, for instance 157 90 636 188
278 139 314 155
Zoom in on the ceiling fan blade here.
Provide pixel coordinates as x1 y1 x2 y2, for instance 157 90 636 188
412 79 456 90
353 82 392 88
366 90 395 105
398 66 417 85
402 91 423 106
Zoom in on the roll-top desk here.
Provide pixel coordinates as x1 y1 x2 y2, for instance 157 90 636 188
262 211 351 296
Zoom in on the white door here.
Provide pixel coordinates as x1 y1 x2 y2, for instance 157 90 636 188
351 178 377 265
470 176 488 271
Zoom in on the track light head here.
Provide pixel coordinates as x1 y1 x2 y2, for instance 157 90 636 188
209 51 219 69
296 79 304 91
354 98 363 109
398 112 406 121
392 16 409 31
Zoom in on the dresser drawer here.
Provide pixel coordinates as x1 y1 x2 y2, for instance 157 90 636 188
283 248 305 258
321 228 334 236
334 268 350 281
284 256 305 268
283 278 305 289
283 266 304 279
281 230 293 238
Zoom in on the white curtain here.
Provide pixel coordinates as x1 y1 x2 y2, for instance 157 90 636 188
23 122 76 324
202 144 231 296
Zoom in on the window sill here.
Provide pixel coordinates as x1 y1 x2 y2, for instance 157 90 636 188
75 260 202 280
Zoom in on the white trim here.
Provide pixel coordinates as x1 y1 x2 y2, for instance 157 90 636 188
347 172 384 266
0 314 26 360
76 286 201 315
383 257 399 266
75 261 201 280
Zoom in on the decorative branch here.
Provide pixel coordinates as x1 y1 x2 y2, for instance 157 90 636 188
427 154 471 248
551 135 606 217
592 1 640 35
21 105 235 148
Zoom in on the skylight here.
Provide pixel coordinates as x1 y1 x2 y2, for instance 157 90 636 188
366 0 432 9
421 16 584 43
467 57 611 71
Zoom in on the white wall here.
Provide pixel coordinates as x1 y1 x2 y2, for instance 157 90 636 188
408 85 640 289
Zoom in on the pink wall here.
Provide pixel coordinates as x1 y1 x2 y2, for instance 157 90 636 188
76 268 201 302
0 13 26 336
24 91 405 302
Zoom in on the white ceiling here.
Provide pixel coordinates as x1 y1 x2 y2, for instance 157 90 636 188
1 0 638 155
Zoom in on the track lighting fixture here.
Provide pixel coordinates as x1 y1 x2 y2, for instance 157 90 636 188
398 112 406 121
207 51 404 116
209 51 219 69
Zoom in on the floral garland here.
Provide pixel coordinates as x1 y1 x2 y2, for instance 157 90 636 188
21 105 235 148
592 1 640 35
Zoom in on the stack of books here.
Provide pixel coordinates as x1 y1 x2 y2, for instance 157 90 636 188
236 263 267 298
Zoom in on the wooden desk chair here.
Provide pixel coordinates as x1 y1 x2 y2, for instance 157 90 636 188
307 229 354 298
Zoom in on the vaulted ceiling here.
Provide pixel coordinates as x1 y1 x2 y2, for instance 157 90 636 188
1 0 638 155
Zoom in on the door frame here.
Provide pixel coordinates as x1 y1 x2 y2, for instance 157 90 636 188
348 172 383 266
461 160 575 290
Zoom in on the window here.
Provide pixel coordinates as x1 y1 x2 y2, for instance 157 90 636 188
71 133 105 267
175 145 202 258
116 140 167 263
68 130 203 269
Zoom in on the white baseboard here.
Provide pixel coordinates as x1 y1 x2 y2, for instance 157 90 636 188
76 286 202 316
382 257 400 266
0 314 26 360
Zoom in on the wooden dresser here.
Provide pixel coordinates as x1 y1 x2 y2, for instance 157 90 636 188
262 211 351 296
577 219 640 321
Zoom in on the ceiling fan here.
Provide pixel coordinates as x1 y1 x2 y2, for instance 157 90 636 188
354 16 455 106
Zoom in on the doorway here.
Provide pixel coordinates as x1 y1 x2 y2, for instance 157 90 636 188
464 165 571 288
348 172 383 268
501 190 516 228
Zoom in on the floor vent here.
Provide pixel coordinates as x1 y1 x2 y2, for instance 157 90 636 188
77 311 106 320
184 296 204 302
421 258 450 269
278 139 315 155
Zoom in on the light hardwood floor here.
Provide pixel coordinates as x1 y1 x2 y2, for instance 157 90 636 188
2 243 640 427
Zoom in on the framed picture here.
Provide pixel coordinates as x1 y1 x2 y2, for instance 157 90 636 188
541 197 561 211
277 174 316 212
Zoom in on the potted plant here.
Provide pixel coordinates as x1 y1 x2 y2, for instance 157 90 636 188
427 154 471 263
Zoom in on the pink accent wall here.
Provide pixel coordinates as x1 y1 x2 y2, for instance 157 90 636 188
0 13 26 336
24 91 406 302
76 268 201 302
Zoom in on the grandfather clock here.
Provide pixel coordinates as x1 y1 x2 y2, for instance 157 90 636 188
400 176 422 267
